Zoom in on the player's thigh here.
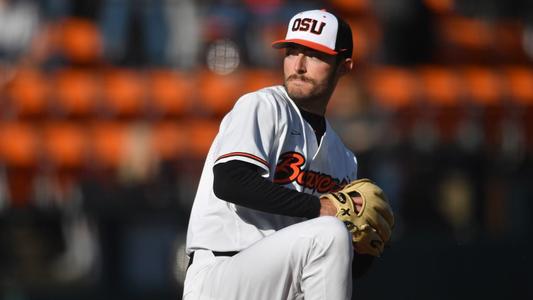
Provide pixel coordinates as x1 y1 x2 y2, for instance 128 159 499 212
202 217 350 299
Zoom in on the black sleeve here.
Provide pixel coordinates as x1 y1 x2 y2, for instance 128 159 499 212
352 252 375 279
213 160 321 219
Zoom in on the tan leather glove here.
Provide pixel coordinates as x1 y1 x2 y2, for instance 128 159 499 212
321 179 395 257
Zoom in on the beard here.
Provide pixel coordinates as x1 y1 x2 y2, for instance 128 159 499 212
283 73 336 103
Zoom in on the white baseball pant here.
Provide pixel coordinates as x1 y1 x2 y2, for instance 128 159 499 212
182 216 354 300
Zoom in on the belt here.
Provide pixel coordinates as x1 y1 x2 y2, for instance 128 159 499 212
188 251 239 268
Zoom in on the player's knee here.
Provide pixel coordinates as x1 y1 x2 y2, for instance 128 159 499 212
289 217 352 266
314 216 352 251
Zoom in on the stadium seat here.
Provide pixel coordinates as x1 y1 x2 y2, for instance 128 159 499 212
501 66 533 106
87 122 127 169
0 122 39 168
417 65 462 106
0 122 39 207
150 121 187 161
146 69 194 118
41 122 89 203
53 69 100 118
6 68 49 118
460 66 504 146
438 16 492 51
417 66 465 142
460 66 502 106
57 18 103 64
184 119 220 159
42 122 87 169
101 69 146 119
492 22 526 63
243 68 280 94
197 69 244 117
436 16 494 64
365 67 419 110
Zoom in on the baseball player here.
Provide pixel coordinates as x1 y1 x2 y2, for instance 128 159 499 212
183 9 394 300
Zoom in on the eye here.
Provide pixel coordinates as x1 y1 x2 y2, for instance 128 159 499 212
307 51 328 61
285 47 299 56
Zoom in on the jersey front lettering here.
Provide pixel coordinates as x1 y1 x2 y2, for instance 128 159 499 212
274 151 349 193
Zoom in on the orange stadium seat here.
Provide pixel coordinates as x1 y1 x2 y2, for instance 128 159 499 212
150 121 188 161
42 122 88 169
87 122 127 169
6 68 49 118
243 68 281 94
460 66 504 146
460 66 503 106
197 70 245 117
365 67 418 110
438 16 492 50
58 18 103 64
492 22 526 63
417 66 465 142
501 66 533 106
365 67 423 140
53 69 100 118
42 122 88 202
436 16 494 64
101 69 146 118
0 122 39 168
184 119 220 159
0 122 39 207
146 69 194 118
417 66 462 106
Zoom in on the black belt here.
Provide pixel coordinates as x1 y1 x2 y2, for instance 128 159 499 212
188 251 239 268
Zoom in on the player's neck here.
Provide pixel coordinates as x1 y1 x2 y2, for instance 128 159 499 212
297 103 326 116
294 92 332 116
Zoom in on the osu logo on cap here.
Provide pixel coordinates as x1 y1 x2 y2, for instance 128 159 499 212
291 18 326 35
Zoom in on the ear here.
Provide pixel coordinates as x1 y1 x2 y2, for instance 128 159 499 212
337 58 354 76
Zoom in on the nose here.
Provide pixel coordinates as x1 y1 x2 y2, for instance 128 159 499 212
294 53 306 74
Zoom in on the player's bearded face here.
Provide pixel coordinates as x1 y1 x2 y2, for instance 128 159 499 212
283 46 337 103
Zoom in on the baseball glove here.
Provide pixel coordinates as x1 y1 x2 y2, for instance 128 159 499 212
321 178 394 257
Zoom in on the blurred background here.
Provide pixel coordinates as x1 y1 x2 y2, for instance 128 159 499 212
0 0 532 299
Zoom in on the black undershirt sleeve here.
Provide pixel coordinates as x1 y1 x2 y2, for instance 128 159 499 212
213 160 321 219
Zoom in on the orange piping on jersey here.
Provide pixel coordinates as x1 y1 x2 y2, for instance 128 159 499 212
216 152 270 168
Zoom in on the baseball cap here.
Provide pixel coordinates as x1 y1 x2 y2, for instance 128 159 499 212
272 9 353 58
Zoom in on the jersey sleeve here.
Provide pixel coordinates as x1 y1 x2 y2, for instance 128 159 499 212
213 92 281 175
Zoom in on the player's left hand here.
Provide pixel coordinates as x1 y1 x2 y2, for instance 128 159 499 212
320 179 394 257
318 194 362 216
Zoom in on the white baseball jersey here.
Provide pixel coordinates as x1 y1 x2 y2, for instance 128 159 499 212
185 85 358 254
